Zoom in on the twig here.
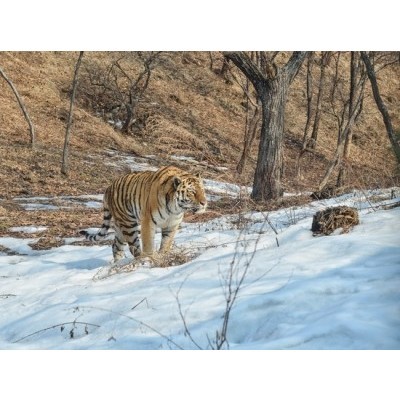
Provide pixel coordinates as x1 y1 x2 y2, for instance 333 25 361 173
13 321 100 343
131 297 148 310
77 305 184 350
172 271 203 350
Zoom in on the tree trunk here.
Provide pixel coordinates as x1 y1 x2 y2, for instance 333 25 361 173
337 52 359 186
309 52 332 149
302 52 315 146
360 51 400 163
121 103 134 133
296 52 314 178
61 51 84 176
0 66 36 147
252 76 288 200
224 51 308 201
318 89 364 191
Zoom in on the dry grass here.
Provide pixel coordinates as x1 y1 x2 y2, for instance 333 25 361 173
92 247 197 280
311 206 360 236
0 197 102 248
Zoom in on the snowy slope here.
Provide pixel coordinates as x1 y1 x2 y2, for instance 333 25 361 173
1 183 399 350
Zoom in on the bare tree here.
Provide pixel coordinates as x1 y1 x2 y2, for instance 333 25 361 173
337 52 363 186
86 52 161 134
296 52 333 178
0 66 36 147
317 52 366 191
224 51 308 201
309 52 332 149
360 51 400 163
61 51 84 176
295 52 315 178
302 52 315 148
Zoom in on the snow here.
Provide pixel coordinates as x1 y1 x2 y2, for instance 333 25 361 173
1 183 399 351
9 226 47 233
1 174 399 400
14 194 104 210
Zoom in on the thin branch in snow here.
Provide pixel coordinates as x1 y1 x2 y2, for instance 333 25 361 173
12 321 100 343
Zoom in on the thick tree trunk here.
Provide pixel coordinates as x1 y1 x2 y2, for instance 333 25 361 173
224 51 307 201
252 76 287 201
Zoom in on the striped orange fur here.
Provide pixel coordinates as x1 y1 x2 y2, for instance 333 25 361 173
80 166 207 262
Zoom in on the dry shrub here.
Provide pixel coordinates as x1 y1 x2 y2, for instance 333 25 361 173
311 206 359 236
93 247 197 280
150 247 197 268
0 244 19 256
311 185 350 200
29 237 64 251
143 116 205 156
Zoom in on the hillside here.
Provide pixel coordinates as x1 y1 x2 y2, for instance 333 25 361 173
0 51 399 239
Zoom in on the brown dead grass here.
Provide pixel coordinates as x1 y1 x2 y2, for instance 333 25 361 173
311 206 360 236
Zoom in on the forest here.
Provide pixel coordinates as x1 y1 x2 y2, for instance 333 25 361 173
1 52 399 196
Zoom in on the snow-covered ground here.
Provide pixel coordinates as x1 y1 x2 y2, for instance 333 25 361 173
1 180 399 350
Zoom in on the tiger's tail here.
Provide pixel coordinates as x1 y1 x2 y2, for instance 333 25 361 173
80 191 112 241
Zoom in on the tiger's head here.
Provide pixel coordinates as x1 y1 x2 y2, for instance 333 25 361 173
172 173 207 214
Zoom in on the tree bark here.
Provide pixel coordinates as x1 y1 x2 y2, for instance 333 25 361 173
61 51 84 176
252 75 288 199
0 66 36 147
337 52 361 186
360 51 400 163
309 52 332 149
296 52 314 178
224 51 308 201
303 52 315 145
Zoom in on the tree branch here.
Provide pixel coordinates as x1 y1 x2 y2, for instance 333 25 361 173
0 66 36 147
223 51 267 89
282 51 309 84
360 51 400 163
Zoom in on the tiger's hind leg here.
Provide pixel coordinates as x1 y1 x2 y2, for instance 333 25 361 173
112 225 126 263
117 219 141 259
127 230 141 258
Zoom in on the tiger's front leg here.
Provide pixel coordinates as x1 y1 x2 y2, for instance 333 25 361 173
140 216 156 256
160 225 179 254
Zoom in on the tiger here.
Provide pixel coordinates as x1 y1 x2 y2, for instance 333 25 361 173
80 165 207 263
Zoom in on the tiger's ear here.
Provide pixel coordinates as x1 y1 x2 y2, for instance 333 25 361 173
173 176 182 190
195 172 202 179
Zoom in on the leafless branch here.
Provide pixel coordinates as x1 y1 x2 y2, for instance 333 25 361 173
0 66 36 147
61 51 84 176
13 321 100 343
